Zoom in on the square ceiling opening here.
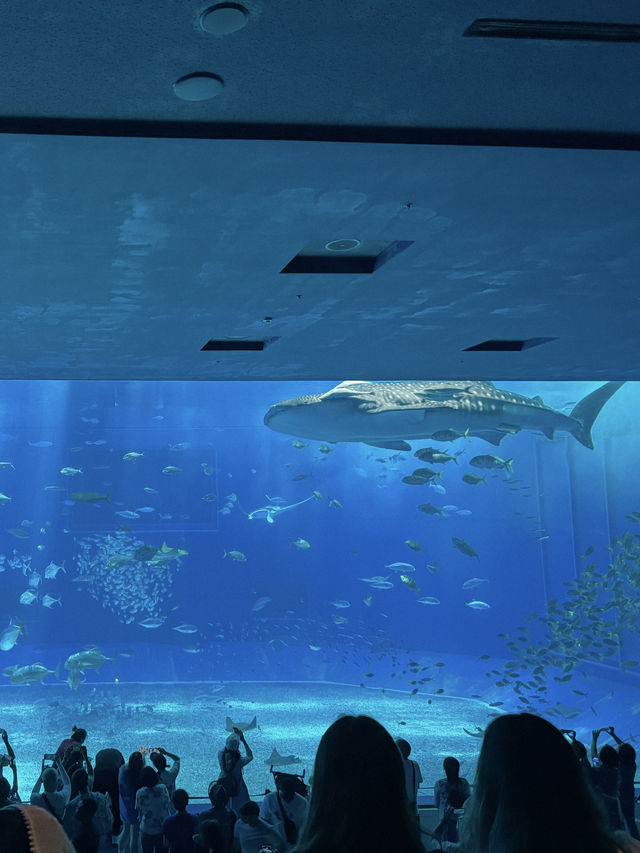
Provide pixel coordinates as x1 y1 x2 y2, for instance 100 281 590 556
281 239 413 274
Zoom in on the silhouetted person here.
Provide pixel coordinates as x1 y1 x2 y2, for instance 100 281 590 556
294 715 425 853
433 756 470 843
591 729 625 832
162 788 197 853
217 729 253 816
461 713 626 853
119 750 145 853
395 738 423 820
93 748 124 839
196 784 236 853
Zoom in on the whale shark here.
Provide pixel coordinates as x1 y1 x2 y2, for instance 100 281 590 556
264 380 624 451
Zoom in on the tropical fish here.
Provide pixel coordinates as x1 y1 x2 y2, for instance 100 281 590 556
400 574 420 591
292 440 308 449
42 594 62 608
144 487 159 495
224 550 247 562
115 510 140 519
328 498 343 509
453 537 479 558
172 624 198 634
333 615 348 624
0 619 26 651
147 542 188 566
405 540 422 552
462 577 489 590
138 617 165 628
418 503 444 517
123 452 144 461
466 600 491 610
414 447 458 465
370 580 394 589
70 491 110 503
0 493 12 505
225 715 257 733
162 466 182 475
201 463 214 476
64 647 114 673
470 454 513 473
264 380 624 450
462 473 487 486
432 429 470 443
264 747 301 766
252 597 272 612
60 467 83 476
201 494 217 502
363 595 374 606
417 596 441 605
330 600 351 608
3 663 58 684
291 538 311 549
385 562 415 572
318 443 333 454
0 462 14 469
19 590 38 605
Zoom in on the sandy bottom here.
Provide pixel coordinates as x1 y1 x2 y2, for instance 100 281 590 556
0 680 491 800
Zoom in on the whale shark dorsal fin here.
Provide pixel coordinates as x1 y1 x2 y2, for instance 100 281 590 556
327 381 373 398
531 395 545 405
365 440 411 451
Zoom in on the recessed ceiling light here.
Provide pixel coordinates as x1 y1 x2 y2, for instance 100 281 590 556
200 3 249 35
464 338 556 352
464 18 640 42
173 72 224 101
325 239 361 252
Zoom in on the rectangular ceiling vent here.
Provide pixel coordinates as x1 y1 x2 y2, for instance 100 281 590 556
281 239 413 274
201 338 278 352
463 19 640 42
464 337 556 352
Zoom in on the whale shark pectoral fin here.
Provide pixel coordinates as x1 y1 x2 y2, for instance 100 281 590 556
365 440 412 451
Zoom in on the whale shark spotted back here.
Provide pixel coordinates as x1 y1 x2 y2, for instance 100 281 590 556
264 380 625 450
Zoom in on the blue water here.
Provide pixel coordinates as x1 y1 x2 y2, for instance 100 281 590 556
1 379 639 796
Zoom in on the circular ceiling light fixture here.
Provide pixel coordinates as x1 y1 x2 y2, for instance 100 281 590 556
325 239 361 252
173 72 224 101
200 3 249 35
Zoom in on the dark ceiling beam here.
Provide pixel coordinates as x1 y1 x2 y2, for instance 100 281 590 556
1 117 640 150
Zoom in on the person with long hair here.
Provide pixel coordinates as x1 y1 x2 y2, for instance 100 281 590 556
434 755 471 844
294 714 425 853
460 713 635 853
118 750 145 853
216 728 253 815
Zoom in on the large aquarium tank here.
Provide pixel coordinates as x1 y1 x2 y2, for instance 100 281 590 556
1 377 639 798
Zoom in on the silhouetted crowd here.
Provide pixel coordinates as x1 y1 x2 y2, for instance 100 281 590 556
0 714 639 853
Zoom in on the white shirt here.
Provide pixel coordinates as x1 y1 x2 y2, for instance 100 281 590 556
234 817 284 853
259 791 308 845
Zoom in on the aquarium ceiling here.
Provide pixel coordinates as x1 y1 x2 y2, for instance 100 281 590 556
0 0 638 382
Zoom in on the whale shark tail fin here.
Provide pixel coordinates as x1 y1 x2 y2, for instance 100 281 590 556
570 382 625 449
